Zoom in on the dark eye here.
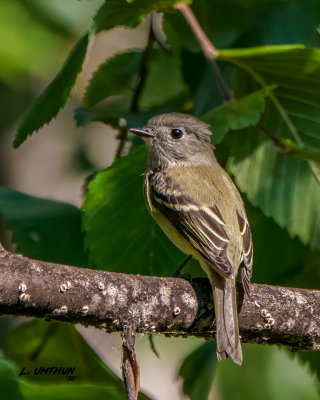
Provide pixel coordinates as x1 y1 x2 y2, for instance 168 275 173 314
171 128 183 139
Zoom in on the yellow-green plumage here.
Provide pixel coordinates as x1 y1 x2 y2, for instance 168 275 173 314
131 113 253 365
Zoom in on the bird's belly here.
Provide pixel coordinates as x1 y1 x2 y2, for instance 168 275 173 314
151 210 202 261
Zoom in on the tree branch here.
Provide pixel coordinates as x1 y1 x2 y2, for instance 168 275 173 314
0 245 319 351
176 2 233 101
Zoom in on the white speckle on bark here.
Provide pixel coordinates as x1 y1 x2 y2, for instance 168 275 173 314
173 307 181 316
106 283 119 305
18 283 27 293
159 285 171 307
287 318 295 329
117 291 128 305
181 292 197 309
82 305 89 313
60 284 67 293
150 295 159 306
19 293 30 302
60 305 68 313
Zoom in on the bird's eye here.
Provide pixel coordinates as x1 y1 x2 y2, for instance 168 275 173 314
171 129 183 139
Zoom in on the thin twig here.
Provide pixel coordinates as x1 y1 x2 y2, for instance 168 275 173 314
114 15 155 160
258 123 287 151
176 2 233 101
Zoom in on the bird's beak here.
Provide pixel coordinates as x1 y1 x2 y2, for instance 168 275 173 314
129 128 155 138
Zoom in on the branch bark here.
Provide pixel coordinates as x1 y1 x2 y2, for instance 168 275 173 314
0 245 319 351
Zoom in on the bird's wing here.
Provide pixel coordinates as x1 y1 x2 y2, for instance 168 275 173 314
236 212 253 295
148 174 234 279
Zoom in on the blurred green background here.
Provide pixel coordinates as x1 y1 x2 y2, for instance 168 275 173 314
0 0 320 399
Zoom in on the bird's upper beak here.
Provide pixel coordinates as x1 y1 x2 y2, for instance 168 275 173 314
129 128 155 138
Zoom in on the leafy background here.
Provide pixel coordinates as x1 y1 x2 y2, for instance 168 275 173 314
0 0 320 399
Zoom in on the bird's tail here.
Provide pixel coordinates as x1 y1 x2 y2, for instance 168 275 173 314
212 274 242 365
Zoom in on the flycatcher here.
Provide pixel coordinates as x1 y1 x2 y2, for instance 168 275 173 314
129 113 252 365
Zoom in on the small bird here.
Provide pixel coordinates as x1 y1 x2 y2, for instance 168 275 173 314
129 113 253 365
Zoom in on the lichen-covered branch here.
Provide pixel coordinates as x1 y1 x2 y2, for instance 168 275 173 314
0 245 319 351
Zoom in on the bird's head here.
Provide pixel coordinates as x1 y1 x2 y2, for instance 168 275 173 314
129 113 214 169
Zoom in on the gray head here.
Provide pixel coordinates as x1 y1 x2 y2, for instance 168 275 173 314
129 113 215 169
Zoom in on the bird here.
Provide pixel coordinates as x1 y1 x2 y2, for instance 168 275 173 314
129 112 253 365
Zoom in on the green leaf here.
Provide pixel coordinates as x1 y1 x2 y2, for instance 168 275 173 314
20 382 124 400
216 344 319 400
0 2 65 85
202 86 275 144
76 93 133 127
14 34 89 148
0 348 123 400
178 341 217 400
219 45 320 150
217 45 320 248
82 146 186 275
240 200 308 285
94 0 180 32
84 51 143 107
0 186 87 266
0 354 23 400
296 352 320 393
229 125 320 250
9 320 150 399
139 50 188 110
9 320 119 384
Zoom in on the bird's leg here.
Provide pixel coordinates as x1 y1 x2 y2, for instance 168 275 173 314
173 254 192 277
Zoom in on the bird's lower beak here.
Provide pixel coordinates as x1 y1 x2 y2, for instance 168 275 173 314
129 128 155 138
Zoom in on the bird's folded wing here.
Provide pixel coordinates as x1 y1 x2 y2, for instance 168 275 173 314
149 182 234 279
236 212 253 294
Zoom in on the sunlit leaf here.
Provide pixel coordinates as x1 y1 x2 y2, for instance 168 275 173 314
217 45 320 249
202 86 275 144
14 34 89 148
82 146 186 275
229 124 320 250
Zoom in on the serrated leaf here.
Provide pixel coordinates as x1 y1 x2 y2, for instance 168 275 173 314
178 341 217 400
84 51 143 107
82 146 186 275
94 0 180 32
202 86 274 144
229 125 320 250
14 34 89 148
0 186 87 266
241 201 307 285
219 45 320 149
217 45 320 248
